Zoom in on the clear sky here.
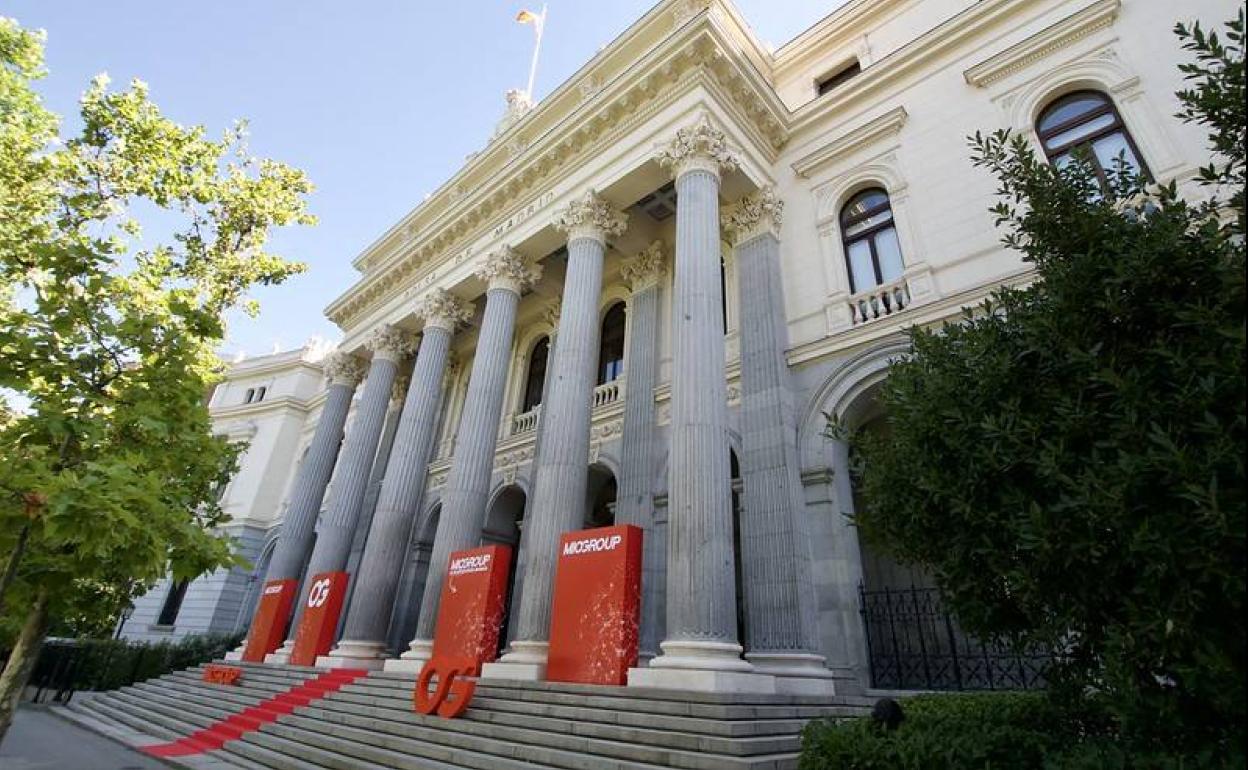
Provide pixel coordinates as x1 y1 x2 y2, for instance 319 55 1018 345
4 1 844 359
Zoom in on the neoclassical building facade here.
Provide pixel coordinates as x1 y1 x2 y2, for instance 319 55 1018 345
126 0 1227 691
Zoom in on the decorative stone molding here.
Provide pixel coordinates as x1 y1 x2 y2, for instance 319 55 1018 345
366 324 417 363
416 288 474 332
323 351 367 387
656 114 739 180
963 0 1121 87
553 190 628 245
723 186 784 245
542 298 563 331
621 241 667 292
669 0 713 29
390 375 410 408
792 107 908 180
475 246 542 295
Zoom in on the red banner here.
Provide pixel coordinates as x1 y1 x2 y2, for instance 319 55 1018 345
241 578 296 663
547 524 643 685
431 544 512 663
288 571 349 666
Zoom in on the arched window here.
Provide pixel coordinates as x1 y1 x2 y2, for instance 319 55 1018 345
244 388 255 404
255 386 267 402
521 337 549 412
1036 90 1147 184
597 303 626 384
841 188 904 294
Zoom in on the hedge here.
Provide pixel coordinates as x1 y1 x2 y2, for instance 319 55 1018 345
26 631 244 694
800 692 1246 770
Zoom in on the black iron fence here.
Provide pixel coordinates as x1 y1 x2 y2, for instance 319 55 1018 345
859 585 1049 691
22 632 243 705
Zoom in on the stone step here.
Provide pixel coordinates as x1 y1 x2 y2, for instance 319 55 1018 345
109 689 221 731
82 691 205 741
306 692 799 758
123 683 250 724
259 715 567 770
225 730 365 770
173 669 299 695
70 696 184 742
134 677 270 710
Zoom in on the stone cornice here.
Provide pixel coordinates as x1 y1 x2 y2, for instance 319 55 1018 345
791 106 908 179
553 190 628 245
325 16 789 331
963 0 1121 87
771 0 909 78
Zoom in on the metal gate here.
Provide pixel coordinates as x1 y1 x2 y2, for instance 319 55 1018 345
859 585 1049 691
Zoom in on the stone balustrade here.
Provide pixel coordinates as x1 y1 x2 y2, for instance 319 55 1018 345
592 379 623 409
850 278 911 326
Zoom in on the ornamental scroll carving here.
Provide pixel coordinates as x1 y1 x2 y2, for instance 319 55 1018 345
553 190 628 243
416 288 474 332
655 114 739 179
475 246 542 294
323 351 367 387
366 324 417 362
620 240 666 291
723 186 784 244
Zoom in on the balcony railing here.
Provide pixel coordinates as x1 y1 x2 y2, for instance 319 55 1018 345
510 406 541 436
593 379 622 409
850 278 911 327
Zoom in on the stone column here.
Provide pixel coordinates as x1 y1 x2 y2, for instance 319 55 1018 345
726 187 836 695
322 290 473 669
485 191 627 680
247 352 362 662
386 247 540 673
615 241 666 661
629 115 772 692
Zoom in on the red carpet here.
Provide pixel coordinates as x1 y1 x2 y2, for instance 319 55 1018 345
140 668 369 757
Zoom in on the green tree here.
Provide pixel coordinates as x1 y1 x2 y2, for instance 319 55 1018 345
0 17 314 739
848 11 1245 755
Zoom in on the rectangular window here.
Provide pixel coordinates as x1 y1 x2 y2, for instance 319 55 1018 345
156 578 189 626
817 61 862 96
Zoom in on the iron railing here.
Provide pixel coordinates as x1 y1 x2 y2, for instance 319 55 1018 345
859 584 1049 691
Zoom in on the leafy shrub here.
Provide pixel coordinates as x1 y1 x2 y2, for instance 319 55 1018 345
27 632 244 693
800 693 1246 770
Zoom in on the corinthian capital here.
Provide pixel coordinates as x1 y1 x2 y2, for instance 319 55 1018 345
620 240 667 292
475 245 542 295
366 323 417 363
723 186 784 245
323 350 367 387
416 288 473 333
655 114 739 180
553 190 628 245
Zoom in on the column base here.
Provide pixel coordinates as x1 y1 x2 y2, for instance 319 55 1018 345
747 652 838 696
223 642 246 662
382 638 433 674
264 640 295 665
627 640 775 693
316 639 390 671
480 641 548 681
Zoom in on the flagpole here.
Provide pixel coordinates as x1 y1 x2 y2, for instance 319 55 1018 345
524 4 546 101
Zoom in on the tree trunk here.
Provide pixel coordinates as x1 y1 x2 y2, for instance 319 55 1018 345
0 587 50 744
0 520 31 619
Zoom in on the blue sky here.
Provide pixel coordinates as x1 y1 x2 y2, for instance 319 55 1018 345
5 1 843 358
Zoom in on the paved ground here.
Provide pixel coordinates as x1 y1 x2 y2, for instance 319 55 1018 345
0 705 167 770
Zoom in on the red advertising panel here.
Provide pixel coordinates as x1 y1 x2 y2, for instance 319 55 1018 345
431 544 512 663
547 524 643 685
241 579 296 662
288 571 349 666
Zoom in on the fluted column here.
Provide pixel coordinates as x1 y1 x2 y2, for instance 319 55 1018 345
386 247 540 672
629 115 772 692
264 352 366 587
486 192 627 679
726 188 835 694
615 241 666 661
324 290 473 668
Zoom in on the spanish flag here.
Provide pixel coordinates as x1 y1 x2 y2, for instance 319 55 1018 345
516 9 540 24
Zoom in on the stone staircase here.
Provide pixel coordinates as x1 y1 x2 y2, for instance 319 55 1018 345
56 660 875 770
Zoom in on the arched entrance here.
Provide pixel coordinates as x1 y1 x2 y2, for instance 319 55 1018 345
585 463 617 529
234 537 277 635
483 485 526 653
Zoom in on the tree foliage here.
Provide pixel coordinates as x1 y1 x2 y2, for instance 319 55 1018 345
849 11 1245 753
0 16 314 736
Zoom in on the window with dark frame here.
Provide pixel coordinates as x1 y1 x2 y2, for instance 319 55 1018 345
256 386 266 402
597 303 627 385
156 578 189 626
521 337 550 412
840 188 905 294
817 60 862 96
1036 90 1149 188
244 388 254 404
